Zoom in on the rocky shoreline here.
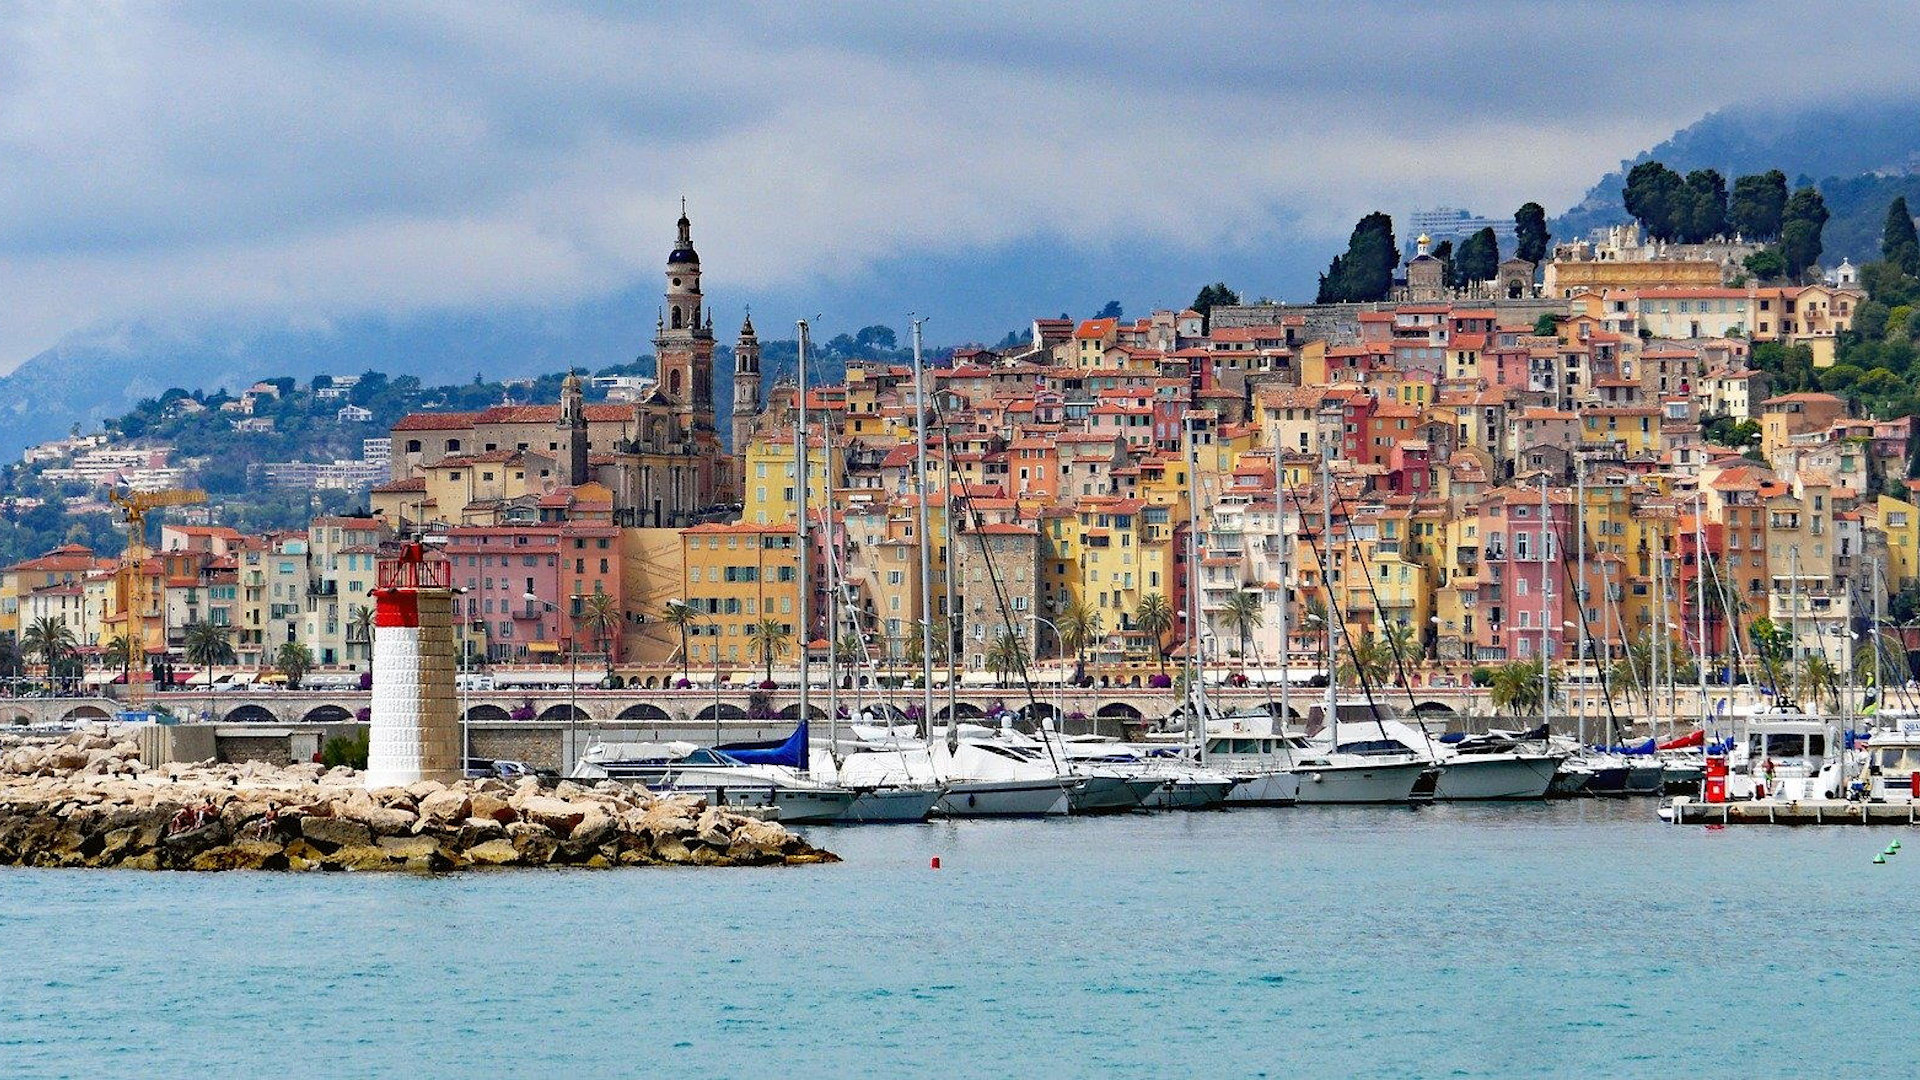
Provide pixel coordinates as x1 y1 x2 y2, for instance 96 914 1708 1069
0 732 839 871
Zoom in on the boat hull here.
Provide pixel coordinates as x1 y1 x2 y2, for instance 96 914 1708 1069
691 785 858 824
1291 759 1427 804
1547 766 1593 798
836 786 944 823
1223 772 1300 806
1586 765 1630 794
1069 775 1161 815
1432 754 1561 801
936 779 1075 817
1625 763 1665 795
1143 779 1235 810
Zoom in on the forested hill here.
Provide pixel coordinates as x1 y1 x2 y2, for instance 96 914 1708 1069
1555 97 1920 252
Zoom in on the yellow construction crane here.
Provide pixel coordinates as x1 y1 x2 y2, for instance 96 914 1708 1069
109 488 206 706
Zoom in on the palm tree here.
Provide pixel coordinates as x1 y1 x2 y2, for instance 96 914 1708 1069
1056 598 1102 671
746 618 791 685
103 634 134 686
662 600 701 681
575 592 620 678
1336 629 1392 688
1134 593 1174 674
1220 590 1264 667
834 631 865 668
1488 660 1548 716
275 641 314 690
20 616 76 686
1797 654 1839 711
347 604 375 663
183 621 235 716
905 616 950 670
985 629 1030 687
1380 620 1417 681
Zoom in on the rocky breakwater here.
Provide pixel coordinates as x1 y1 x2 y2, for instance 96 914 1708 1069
0 732 839 872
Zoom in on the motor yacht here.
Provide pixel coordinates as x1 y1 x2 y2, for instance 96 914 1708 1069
1427 727 1567 801
572 736 857 824
1724 704 1845 801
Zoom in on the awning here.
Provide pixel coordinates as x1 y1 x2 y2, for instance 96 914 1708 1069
525 642 561 654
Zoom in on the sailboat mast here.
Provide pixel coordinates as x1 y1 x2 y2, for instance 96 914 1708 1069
1695 493 1709 735
824 412 839 752
1540 469 1551 730
1576 453 1587 741
1790 543 1802 702
795 320 812 754
1322 450 1337 750
1186 413 1206 763
911 318 935 740
1874 555 1886 718
1277 448 1289 740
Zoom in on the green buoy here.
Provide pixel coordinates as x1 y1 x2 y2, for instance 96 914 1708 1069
1893 840 1903 851
1875 853 1888 864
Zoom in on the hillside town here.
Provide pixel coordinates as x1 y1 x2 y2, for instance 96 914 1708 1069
4 194 1918 712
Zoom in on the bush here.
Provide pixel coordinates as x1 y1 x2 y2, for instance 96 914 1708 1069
320 727 371 769
1470 666 1494 687
1148 672 1173 688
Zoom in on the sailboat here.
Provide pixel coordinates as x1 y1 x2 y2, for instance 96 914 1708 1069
571 721 858 823
805 365 944 825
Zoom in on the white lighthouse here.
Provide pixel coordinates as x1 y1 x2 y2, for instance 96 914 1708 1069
364 542 461 788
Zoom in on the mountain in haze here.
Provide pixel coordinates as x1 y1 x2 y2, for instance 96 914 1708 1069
0 234 1301 454
1553 97 1920 247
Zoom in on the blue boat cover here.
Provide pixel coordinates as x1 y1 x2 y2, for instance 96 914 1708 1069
723 721 808 767
1439 732 1466 743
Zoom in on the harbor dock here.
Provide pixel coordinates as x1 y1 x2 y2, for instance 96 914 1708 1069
1668 797 1920 825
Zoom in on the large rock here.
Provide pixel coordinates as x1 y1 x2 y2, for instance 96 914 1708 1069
299 817 372 852
417 789 471 826
324 845 395 871
505 821 558 864
468 792 517 824
466 839 520 866
727 817 792 860
516 796 585 838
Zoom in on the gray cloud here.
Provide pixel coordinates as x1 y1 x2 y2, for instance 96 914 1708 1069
0 1 1914 367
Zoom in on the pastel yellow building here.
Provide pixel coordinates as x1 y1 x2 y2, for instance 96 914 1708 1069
679 521 800 670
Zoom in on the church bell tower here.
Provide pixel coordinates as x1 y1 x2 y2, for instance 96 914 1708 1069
655 201 715 435
732 311 761 487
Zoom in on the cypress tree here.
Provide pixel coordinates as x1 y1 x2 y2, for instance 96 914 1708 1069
1883 196 1920 277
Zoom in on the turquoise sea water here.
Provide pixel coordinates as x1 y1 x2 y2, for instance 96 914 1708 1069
3 800 1913 1079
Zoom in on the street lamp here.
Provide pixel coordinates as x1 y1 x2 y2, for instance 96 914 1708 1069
1029 614 1064 731
525 591 584 774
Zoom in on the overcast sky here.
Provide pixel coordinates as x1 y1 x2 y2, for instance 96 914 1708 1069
2 1 1917 369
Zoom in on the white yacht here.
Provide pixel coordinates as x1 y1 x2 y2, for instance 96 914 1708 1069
1051 734 1238 810
572 740 858 824
849 725 1082 817
806 747 946 823
1725 706 1844 801
1154 710 1303 805
1425 727 1567 801
1867 712 1920 803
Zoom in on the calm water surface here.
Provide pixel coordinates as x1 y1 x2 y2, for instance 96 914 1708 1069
3 800 1911 1079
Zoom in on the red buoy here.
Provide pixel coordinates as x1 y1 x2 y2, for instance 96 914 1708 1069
930 856 941 870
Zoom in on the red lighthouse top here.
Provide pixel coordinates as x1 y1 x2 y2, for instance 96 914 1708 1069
372 543 450 627
376 542 450 591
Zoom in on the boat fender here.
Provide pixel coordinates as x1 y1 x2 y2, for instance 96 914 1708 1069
1308 772 1323 783
967 793 977 808
930 857 941 870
